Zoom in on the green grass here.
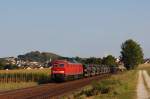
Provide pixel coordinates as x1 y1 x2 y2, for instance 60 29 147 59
95 71 137 99
0 82 38 91
67 70 138 99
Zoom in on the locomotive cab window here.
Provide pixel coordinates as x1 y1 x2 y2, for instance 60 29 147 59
53 64 64 67
59 64 64 67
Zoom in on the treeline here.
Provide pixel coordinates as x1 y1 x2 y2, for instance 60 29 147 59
17 51 118 66
0 52 118 70
61 55 118 67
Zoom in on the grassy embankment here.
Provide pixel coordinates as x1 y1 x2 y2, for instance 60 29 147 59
0 68 50 91
65 70 138 99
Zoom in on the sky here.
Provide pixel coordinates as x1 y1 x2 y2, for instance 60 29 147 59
0 0 150 58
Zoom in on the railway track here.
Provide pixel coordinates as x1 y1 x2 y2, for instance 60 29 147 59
0 74 110 99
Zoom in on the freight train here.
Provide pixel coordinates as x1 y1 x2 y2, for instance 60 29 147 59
51 60 118 82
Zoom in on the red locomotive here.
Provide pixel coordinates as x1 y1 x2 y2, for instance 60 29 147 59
51 60 83 81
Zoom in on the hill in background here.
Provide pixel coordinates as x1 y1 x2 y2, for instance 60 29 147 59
18 51 61 62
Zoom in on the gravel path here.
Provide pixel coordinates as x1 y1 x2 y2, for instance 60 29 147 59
142 70 150 89
137 70 149 99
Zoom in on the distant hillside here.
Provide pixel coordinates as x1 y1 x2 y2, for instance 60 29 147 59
18 51 61 62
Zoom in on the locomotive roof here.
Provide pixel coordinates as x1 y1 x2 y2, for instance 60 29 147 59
53 60 81 64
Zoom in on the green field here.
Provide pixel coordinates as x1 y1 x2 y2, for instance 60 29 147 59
65 70 138 99
0 68 50 83
0 68 51 91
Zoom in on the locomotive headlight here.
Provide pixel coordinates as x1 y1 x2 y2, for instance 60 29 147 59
53 71 64 73
84 69 87 72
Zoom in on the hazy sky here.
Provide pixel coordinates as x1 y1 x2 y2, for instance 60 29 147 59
0 0 150 58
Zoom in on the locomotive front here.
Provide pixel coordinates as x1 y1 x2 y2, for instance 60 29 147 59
51 60 67 81
51 60 84 82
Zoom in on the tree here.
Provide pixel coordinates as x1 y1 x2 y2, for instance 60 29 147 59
84 57 102 64
74 56 83 63
0 59 6 70
4 64 18 70
0 61 4 70
102 55 117 67
120 39 144 70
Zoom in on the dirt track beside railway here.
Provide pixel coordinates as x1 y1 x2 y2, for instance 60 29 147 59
0 74 110 99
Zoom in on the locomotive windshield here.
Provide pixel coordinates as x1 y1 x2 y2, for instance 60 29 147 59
53 64 64 67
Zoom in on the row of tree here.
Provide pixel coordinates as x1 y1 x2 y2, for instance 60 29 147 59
72 55 117 67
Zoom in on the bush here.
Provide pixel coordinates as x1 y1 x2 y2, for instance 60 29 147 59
92 81 111 94
74 79 122 98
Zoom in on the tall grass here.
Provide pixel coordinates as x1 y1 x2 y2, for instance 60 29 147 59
0 69 51 84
